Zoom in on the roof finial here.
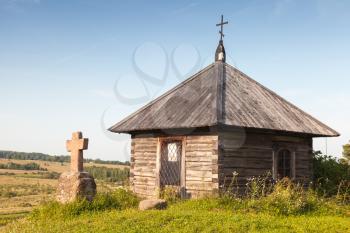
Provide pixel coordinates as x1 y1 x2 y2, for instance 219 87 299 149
215 15 228 62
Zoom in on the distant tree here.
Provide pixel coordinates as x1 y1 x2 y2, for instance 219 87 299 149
0 162 47 171
342 142 350 164
0 150 129 166
84 166 129 184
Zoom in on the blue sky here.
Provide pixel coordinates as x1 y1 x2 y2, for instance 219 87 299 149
0 0 349 161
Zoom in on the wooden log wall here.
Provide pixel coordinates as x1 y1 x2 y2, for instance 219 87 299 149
130 137 158 198
184 135 219 198
130 135 219 199
218 131 313 191
130 131 313 198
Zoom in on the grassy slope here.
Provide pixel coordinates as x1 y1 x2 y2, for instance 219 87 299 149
3 202 350 233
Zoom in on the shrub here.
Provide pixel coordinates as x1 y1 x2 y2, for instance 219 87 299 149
313 151 350 196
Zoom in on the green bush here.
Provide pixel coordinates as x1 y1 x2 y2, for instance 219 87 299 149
313 151 350 196
31 189 139 219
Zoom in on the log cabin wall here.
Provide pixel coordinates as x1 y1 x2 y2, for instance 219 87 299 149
218 131 313 192
130 131 313 198
130 137 158 198
130 134 219 199
184 135 219 198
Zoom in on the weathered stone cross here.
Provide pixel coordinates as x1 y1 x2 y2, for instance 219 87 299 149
66 132 88 172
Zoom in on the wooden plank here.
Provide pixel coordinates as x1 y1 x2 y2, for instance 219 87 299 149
181 137 186 198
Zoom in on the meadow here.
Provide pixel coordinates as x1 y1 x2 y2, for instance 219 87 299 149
0 158 128 229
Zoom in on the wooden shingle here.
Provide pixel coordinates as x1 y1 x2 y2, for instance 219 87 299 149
109 62 339 137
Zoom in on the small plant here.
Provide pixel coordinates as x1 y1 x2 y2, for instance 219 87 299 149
159 186 181 203
245 172 273 199
336 180 350 204
221 171 240 198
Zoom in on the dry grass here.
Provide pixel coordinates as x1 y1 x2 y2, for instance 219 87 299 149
0 176 58 186
0 169 36 174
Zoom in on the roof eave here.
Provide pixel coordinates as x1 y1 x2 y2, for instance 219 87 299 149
109 123 340 138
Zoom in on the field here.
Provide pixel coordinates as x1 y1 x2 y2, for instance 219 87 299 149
0 158 127 229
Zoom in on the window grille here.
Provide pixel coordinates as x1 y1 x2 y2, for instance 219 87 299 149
160 140 182 187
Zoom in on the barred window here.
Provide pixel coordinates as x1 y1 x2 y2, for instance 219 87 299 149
167 143 178 162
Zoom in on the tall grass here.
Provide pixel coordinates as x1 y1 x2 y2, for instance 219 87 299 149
30 189 139 219
217 172 350 216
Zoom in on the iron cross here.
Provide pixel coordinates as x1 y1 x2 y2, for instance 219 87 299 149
216 15 228 41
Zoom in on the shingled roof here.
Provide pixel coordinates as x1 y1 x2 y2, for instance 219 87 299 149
109 62 339 137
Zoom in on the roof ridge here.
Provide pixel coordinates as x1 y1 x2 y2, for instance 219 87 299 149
109 63 216 132
224 63 340 136
216 61 224 125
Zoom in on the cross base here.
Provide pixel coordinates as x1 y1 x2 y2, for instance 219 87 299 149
56 171 96 203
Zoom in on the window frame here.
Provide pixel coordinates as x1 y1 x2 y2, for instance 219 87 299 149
155 136 186 197
277 149 292 179
272 145 296 180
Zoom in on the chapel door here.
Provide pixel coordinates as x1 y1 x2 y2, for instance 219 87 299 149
160 140 182 190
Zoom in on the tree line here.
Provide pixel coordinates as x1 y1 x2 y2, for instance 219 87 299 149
0 150 129 166
0 162 47 171
85 166 129 184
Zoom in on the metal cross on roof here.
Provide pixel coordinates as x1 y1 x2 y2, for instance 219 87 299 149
216 15 228 41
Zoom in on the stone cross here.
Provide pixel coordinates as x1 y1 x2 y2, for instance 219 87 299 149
66 132 88 173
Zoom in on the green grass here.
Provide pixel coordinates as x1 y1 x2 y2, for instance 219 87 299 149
2 200 350 233
2 187 350 233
